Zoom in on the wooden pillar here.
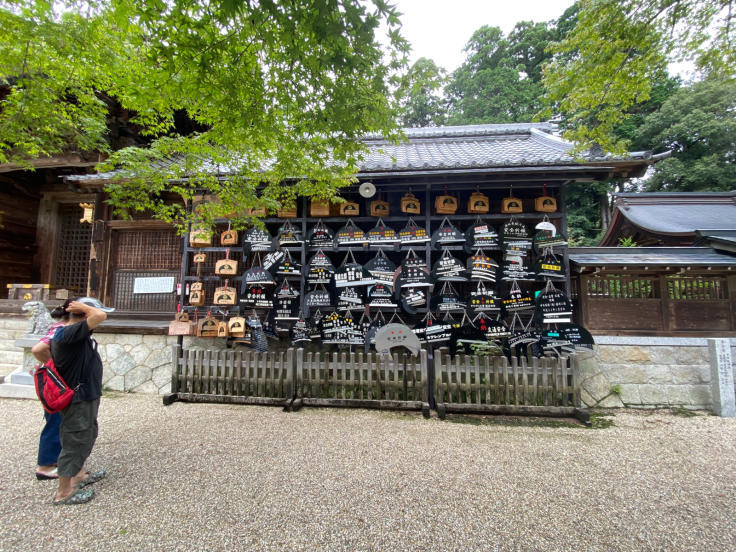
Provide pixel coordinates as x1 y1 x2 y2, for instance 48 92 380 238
656 272 670 333
87 192 107 298
560 182 571 298
578 273 591 329
728 274 736 331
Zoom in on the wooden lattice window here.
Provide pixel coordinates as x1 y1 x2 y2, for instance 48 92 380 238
667 275 727 300
110 228 181 312
53 203 92 294
111 230 180 270
585 275 658 299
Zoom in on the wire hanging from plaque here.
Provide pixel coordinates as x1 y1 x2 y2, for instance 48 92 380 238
306 284 333 309
335 218 366 247
364 249 397 286
468 281 501 314
400 287 426 315
402 248 426 268
242 226 273 255
368 283 397 308
504 316 542 360
533 251 566 280
413 311 452 345
466 249 498 283
395 261 432 290
431 248 468 282
241 254 276 288
336 285 364 311
500 218 532 255
450 311 487 356
431 217 465 246
273 280 300 321
533 216 568 252
306 250 335 286
535 281 573 324
501 280 535 313
275 249 302 278
331 250 374 288
308 221 335 249
367 218 399 247
399 218 430 245
290 314 312 345
274 220 303 247
429 281 466 312
464 218 499 253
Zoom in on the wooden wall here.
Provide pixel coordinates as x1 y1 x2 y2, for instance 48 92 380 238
576 271 736 336
0 176 40 297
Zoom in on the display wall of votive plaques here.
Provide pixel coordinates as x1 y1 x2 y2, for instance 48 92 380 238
177 183 570 348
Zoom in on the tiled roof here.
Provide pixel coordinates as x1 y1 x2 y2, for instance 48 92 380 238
612 192 736 235
568 247 736 268
359 126 580 172
64 123 656 183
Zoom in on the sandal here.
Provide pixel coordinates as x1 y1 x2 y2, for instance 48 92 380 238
76 469 107 489
53 488 95 506
35 467 58 480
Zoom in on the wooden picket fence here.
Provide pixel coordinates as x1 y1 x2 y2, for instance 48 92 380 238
295 349 429 415
166 345 294 407
165 346 583 420
433 349 580 418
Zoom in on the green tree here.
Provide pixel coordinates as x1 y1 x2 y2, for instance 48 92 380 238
0 0 407 229
565 73 682 245
446 16 572 125
394 57 448 127
631 79 736 191
542 0 736 155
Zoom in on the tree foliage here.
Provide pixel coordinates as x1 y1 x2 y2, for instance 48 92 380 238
446 23 557 124
542 0 736 155
633 78 736 191
0 0 407 230
394 57 447 127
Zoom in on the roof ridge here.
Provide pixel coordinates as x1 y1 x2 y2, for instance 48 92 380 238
362 122 557 142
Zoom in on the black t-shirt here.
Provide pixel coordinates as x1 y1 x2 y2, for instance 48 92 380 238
50 320 103 403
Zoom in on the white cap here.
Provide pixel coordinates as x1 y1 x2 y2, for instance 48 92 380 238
77 296 115 312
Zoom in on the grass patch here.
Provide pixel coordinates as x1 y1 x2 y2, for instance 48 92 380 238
443 414 584 429
589 412 615 429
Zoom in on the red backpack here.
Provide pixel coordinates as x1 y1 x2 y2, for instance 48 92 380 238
33 358 75 414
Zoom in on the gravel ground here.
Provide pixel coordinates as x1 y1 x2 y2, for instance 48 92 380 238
1 394 735 552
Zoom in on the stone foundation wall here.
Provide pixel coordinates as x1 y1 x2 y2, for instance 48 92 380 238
577 337 736 409
0 315 29 378
96 335 229 394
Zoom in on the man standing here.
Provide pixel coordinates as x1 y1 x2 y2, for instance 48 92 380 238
50 297 113 505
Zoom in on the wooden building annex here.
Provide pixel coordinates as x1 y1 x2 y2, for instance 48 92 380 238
569 247 736 337
599 191 736 246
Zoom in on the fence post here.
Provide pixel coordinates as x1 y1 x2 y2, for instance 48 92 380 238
170 345 181 393
285 348 294 399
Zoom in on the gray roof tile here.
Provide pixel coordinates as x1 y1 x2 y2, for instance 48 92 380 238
64 123 654 183
613 192 736 235
568 247 736 267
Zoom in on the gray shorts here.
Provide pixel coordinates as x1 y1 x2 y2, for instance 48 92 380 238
57 399 99 478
